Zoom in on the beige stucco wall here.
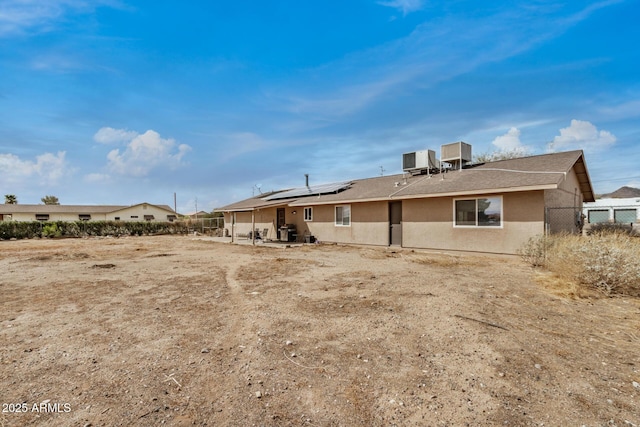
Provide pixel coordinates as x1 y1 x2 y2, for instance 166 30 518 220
1 204 176 222
225 207 286 240
225 191 546 253
402 191 545 254
304 192 544 253
228 202 391 244
544 167 584 234
544 168 583 207
302 201 390 246
105 204 175 222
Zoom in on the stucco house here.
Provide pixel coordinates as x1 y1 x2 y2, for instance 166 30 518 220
215 148 595 254
0 202 178 222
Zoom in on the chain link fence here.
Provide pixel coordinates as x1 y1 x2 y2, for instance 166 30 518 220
545 206 584 235
546 205 639 236
181 217 225 235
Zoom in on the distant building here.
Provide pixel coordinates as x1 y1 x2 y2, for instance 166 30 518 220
185 210 209 219
583 198 640 225
0 202 178 222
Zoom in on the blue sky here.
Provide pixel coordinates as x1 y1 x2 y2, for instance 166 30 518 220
1 0 638 213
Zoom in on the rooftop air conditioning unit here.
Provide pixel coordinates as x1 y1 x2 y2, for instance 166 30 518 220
402 149 438 172
441 141 472 169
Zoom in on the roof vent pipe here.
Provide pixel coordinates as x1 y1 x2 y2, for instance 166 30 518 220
305 174 309 187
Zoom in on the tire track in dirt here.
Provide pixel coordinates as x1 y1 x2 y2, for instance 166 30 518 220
221 262 253 343
224 263 246 338
213 259 276 424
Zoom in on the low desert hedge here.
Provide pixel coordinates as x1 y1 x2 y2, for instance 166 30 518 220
0 220 191 240
519 231 640 297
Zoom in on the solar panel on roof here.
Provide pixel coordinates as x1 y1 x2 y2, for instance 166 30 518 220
263 181 351 200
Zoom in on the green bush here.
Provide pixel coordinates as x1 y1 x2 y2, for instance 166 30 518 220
42 222 62 238
0 221 42 239
0 220 191 240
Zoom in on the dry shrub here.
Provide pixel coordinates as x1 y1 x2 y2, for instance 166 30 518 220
521 232 640 297
409 254 461 267
532 270 600 299
586 222 636 236
518 235 553 267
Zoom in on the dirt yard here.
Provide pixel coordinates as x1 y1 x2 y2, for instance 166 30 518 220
1 236 639 426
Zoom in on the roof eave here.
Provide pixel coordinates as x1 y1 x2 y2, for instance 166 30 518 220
214 199 296 213
573 153 596 202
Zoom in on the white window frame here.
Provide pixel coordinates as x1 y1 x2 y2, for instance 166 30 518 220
453 196 503 228
304 207 313 222
335 205 351 227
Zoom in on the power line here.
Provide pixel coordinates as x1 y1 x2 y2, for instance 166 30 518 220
591 175 640 184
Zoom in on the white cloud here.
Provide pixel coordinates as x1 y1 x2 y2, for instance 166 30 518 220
0 0 121 37
481 127 532 160
0 1 83 37
492 127 523 151
271 2 620 129
548 119 616 153
0 151 69 183
105 129 191 177
377 0 424 15
84 172 110 182
599 99 640 120
94 127 138 144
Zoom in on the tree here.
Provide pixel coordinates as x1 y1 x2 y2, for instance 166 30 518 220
4 194 17 204
473 147 529 163
41 195 60 205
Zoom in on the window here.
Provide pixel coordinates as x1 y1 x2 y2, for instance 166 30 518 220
130 215 138 219
167 215 177 222
454 197 502 227
588 209 609 224
114 217 120 220
335 205 351 226
35 214 49 221
614 208 636 223
144 215 154 221
79 214 91 221
304 207 313 222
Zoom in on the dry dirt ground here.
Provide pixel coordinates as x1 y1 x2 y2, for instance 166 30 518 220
0 236 639 427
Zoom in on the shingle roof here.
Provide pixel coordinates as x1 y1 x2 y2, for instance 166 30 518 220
0 203 176 214
0 204 127 214
215 193 299 212
216 150 595 211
